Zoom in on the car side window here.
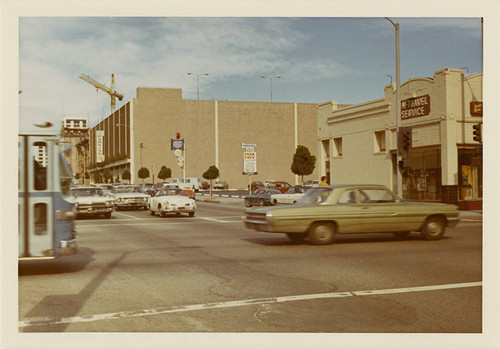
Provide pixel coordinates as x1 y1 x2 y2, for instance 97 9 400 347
338 190 357 204
359 189 395 203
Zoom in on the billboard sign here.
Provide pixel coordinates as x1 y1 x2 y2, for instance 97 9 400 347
243 151 257 175
96 130 104 163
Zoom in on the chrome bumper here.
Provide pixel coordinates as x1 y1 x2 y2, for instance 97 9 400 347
60 238 78 255
446 216 460 228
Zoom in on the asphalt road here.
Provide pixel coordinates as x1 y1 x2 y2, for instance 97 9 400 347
18 200 483 341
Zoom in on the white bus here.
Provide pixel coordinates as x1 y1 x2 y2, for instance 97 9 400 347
171 177 201 192
19 107 77 260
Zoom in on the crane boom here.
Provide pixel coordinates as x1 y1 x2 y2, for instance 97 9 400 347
79 73 124 113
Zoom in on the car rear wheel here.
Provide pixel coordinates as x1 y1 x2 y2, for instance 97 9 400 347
245 198 252 207
286 233 307 242
150 209 155 216
103 212 112 219
420 217 445 240
272 199 278 205
189 212 195 217
308 222 336 245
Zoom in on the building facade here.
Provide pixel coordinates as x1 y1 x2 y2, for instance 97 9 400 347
86 88 319 188
318 68 483 209
61 116 89 185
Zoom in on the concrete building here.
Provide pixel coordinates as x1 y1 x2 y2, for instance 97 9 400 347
318 68 483 209
87 87 319 188
61 116 89 185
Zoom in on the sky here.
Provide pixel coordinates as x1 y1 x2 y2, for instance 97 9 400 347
17 16 483 127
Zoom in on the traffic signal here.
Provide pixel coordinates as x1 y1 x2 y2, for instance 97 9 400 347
398 127 412 152
176 132 181 140
472 123 482 143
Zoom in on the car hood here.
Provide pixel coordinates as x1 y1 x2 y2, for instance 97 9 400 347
112 193 149 198
68 196 110 204
155 195 195 203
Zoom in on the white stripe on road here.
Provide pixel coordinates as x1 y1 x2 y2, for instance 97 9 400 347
113 212 144 220
198 216 230 223
76 219 242 228
19 281 481 328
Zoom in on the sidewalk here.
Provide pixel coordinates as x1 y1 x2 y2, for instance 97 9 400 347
196 193 483 220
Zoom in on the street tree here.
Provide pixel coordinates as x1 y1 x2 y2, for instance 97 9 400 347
103 169 112 183
158 166 172 182
202 165 220 198
291 145 316 185
138 167 150 183
93 172 103 184
122 170 131 184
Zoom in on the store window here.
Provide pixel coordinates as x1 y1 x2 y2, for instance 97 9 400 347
458 149 483 200
401 149 441 201
333 137 343 157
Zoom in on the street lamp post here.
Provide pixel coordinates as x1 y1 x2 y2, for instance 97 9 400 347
385 17 402 198
261 75 281 102
187 73 209 100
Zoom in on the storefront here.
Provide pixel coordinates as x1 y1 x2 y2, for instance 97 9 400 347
318 68 483 209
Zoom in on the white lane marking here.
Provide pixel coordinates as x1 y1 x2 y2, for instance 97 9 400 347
19 281 481 328
198 216 229 223
76 220 242 228
113 212 144 220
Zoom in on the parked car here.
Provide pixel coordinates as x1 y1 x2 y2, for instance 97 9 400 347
109 185 150 210
213 181 229 189
149 188 196 217
69 187 114 218
243 184 460 245
244 188 282 207
171 177 202 192
267 181 292 194
96 183 114 195
304 180 320 187
250 181 265 193
138 182 154 194
270 186 309 205
201 181 210 190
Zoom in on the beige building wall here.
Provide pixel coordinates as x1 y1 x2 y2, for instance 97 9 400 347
88 87 319 188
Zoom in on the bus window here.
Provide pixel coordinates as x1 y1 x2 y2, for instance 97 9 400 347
33 142 47 191
34 203 48 235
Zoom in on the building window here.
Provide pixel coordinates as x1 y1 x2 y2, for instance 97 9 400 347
333 137 343 157
374 130 386 153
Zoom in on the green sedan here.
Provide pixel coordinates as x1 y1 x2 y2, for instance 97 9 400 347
243 184 460 245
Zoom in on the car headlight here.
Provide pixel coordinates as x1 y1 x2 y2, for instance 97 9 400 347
266 211 273 218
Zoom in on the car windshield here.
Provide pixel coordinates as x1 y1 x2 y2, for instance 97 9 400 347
72 188 104 197
114 186 141 193
296 187 333 205
157 189 187 197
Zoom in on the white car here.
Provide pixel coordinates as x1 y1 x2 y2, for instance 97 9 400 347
149 188 196 217
109 185 150 210
270 186 309 205
69 187 114 218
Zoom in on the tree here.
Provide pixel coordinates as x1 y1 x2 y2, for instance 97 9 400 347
291 145 316 185
93 173 103 184
103 169 112 183
158 166 172 182
138 167 150 183
122 169 131 184
202 165 220 198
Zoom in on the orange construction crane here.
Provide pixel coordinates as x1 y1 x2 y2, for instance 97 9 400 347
79 73 124 113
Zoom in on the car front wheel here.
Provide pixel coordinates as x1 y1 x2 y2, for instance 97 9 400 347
308 222 336 245
245 199 252 207
420 217 445 240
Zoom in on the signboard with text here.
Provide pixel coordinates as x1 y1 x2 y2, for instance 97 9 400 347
401 94 431 120
171 139 184 150
243 151 257 175
96 130 104 163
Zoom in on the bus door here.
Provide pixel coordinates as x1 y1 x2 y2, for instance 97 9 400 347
19 136 55 258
